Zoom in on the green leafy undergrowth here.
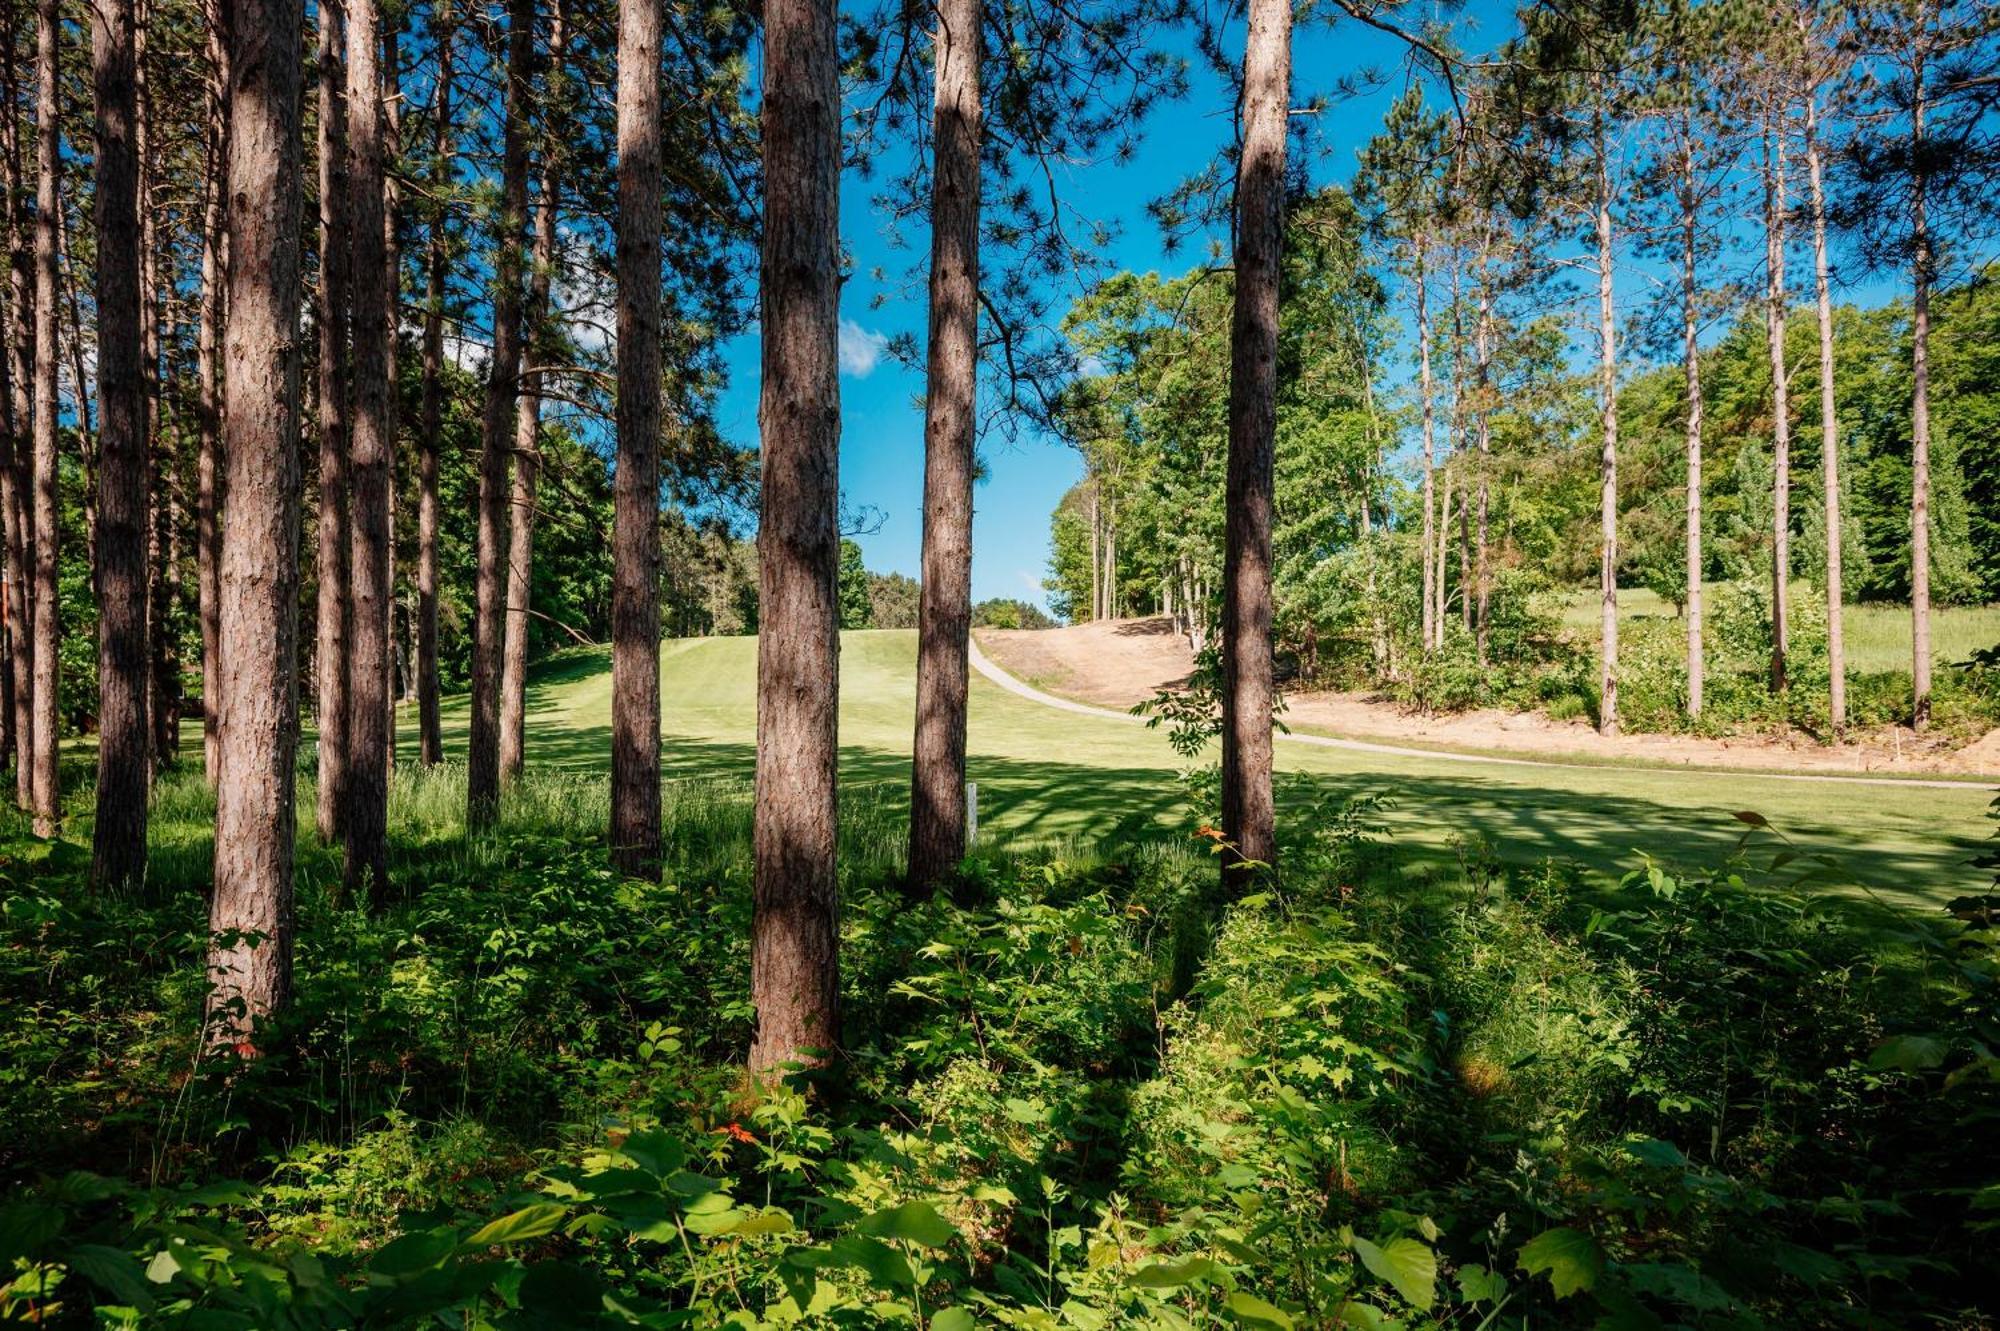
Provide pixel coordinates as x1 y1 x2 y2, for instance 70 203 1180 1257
4 782 1998 1327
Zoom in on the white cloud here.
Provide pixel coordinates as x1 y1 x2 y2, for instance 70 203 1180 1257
838 319 890 378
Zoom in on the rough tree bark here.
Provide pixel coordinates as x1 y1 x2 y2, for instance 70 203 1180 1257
1219 0 1287 881
0 318 16 788
344 0 394 901
610 0 662 875
0 28 28 807
468 0 534 827
139 0 179 778
416 0 451 767
2 27 30 808
207 0 305 1044
907 0 982 892
196 5 226 783
1763 118 1791 694
500 0 565 786
1806 89 1844 733
313 0 351 842
27 0 60 836
749 0 842 1072
90 0 149 891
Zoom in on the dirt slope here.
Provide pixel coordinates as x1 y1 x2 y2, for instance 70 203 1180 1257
974 616 2000 778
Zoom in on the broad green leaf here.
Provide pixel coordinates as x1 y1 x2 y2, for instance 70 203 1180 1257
464 1203 567 1248
1334 1303 1387 1330
613 1130 684 1176
63 1244 156 1310
0 1203 63 1266
829 1234 915 1289
1224 1291 1295 1328
856 1201 957 1248
682 1205 750 1236
1455 1262 1507 1305
1353 1235 1435 1310
1130 1256 1216 1288
1518 1227 1603 1298
1869 1034 1946 1071
370 1228 457 1279
932 1309 976 1331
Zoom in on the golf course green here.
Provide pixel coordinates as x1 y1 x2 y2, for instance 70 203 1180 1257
438 630 1994 908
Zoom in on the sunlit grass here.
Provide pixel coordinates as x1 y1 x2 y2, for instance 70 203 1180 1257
18 626 1990 911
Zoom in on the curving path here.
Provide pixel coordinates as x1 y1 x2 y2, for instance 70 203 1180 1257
967 637 1998 794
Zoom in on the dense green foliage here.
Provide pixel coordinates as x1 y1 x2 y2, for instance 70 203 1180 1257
1044 233 2000 736
4 756 1994 1326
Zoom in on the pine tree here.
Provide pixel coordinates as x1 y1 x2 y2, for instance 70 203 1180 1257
89 0 149 890
1219 0 1289 880
500 0 567 787
750 0 842 1072
314 0 353 843
610 0 662 876
344 0 395 900
208 0 306 1044
26 0 60 836
467 0 535 827
905 0 982 891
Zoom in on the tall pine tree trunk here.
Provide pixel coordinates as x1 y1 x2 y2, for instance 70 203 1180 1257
313 0 352 842
415 0 451 767
1681 132 1704 721
1415 240 1435 655
3 29 30 809
1593 101 1619 737
1219 0 1287 881
207 0 305 1044
344 0 394 901
468 0 533 827
89 0 149 891
1472 255 1492 667
906 0 982 891
1763 118 1791 694
195 11 226 784
27 0 61 836
379 17 399 779
1806 91 1844 734
140 0 178 777
0 33 27 806
0 317 17 788
750 0 842 1072
500 0 564 786
1909 34 1932 731
610 0 662 875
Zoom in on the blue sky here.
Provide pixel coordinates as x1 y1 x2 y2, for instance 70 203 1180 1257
707 8 1480 610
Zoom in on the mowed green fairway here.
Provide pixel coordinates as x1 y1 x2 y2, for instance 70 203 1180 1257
416 630 1994 908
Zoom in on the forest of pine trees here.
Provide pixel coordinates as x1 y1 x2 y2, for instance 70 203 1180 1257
1 0 1999 1322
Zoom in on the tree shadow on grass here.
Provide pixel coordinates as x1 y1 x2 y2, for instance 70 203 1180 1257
493 708 1985 911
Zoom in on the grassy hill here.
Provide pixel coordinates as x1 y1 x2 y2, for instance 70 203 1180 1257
439 629 1996 906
